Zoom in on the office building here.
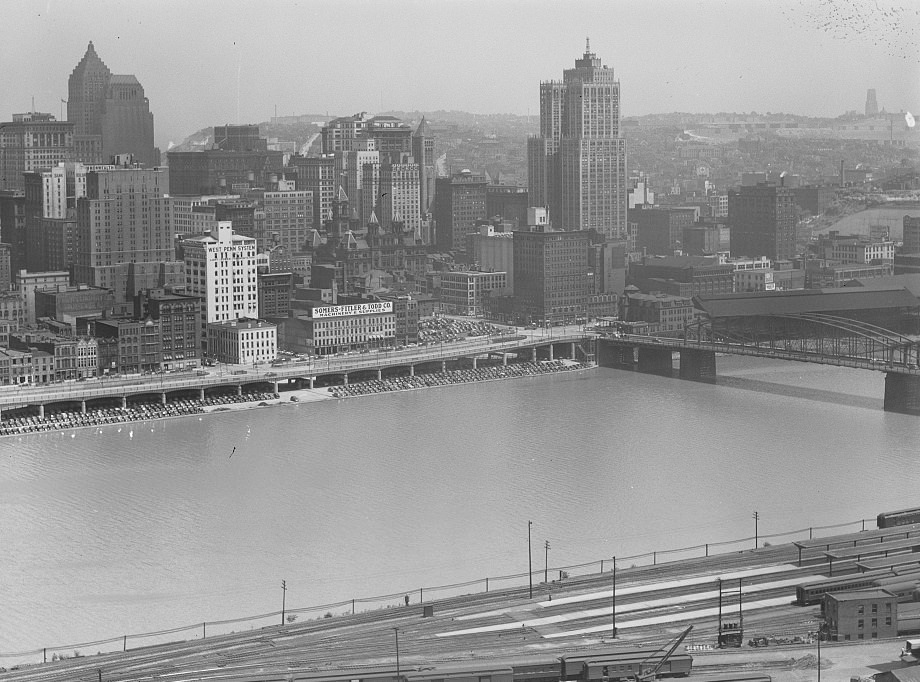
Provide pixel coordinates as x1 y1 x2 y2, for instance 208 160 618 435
629 207 698 255
291 154 336 228
0 113 74 191
527 40 627 238
167 124 284 195
440 271 508 316
628 256 735 298
513 226 589 323
903 216 920 254
434 170 488 251
0 191 26 273
467 224 515 287
73 167 170 304
180 221 258 348
17 269 70 325
207 318 277 366
487 185 528 227
134 288 202 370
728 183 797 261
0 243 11 291
67 42 158 166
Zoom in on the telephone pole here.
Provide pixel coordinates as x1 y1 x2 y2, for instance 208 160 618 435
611 556 617 638
752 511 759 549
281 580 287 625
394 628 401 682
528 521 533 599
544 540 551 583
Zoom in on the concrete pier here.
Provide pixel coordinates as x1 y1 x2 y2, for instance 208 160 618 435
121 396 127 409
377 369 382 381
199 388 205 401
441 361 446 372
548 344 554 361
160 392 167 405
679 349 717 382
343 373 349 385
38 404 45 419
637 347 673 374
884 372 920 414
409 365 415 376
236 385 242 396
570 342 576 360
80 400 86 414
531 348 537 362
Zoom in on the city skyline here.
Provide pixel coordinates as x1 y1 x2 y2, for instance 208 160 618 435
2 0 918 151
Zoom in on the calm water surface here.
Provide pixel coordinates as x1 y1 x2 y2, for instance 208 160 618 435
1 356 919 657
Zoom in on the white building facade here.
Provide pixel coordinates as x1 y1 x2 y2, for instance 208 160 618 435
181 221 258 348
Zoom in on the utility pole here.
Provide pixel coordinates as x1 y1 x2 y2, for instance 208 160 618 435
544 540 551 583
611 556 617 638
528 520 533 599
752 511 759 549
281 580 287 625
394 628 401 682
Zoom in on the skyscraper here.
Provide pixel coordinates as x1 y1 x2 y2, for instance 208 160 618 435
0 113 74 191
74 167 171 304
728 184 796 261
527 40 627 239
865 88 879 117
67 42 159 166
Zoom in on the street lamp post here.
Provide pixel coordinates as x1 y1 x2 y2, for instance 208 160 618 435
394 628 401 682
611 556 617 638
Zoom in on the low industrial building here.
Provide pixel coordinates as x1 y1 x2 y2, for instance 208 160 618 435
825 589 897 641
280 301 396 356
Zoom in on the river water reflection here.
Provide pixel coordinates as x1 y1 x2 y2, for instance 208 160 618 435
1 356 918 656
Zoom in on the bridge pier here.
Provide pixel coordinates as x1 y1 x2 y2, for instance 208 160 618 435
679 349 717 382
236 385 242 396
377 369 382 381
121 396 127 409
502 353 508 366
309 377 314 389
531 348 537 362
570 342 576 360
343 373 349 385
409 365 415 376
199 388 205 401
472 357 478 370
597 341 635 368
271 381 278 394
548 344 554 361
160 392 167 405
637 347 673 375
884 372 920 415
80 400 86 414
38 404 45 419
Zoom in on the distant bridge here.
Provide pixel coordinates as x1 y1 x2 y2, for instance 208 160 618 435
0 332 593 419
598 313 920 415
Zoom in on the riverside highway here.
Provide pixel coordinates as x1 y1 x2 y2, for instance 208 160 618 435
0 326 593 411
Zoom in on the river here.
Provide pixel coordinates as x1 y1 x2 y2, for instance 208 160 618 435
1 356 919 660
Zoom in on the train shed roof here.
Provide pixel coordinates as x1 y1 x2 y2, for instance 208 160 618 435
693 288 919 319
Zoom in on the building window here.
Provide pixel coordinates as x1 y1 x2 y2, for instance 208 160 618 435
857 619 864 629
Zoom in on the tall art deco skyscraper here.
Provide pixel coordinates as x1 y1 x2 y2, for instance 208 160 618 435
68 41 159 167
527 40 627 239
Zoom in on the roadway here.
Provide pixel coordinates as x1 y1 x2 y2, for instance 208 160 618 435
0 326 593 411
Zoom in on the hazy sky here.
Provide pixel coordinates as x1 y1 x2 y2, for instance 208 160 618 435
2 0 918 149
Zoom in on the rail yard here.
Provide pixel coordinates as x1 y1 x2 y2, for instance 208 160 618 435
4 525 920 682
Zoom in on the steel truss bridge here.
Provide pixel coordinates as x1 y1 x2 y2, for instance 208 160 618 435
683 312 920 372
599 313 920 414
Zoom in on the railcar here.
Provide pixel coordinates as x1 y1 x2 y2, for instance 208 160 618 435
878 508 920 529
796 571 889 605
561 650 693 681
686 674 771 682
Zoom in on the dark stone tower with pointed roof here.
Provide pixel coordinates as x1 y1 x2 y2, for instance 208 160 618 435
412 117 436 216
67 41 159 166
